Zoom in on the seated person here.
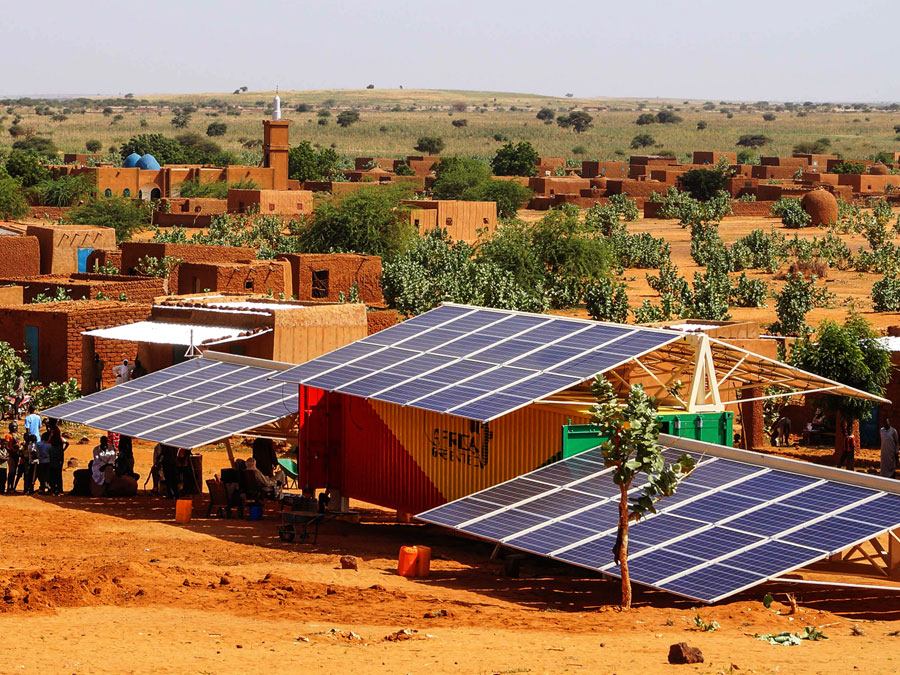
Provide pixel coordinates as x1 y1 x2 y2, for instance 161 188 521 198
811 408 826 432
245 457 283 501
90 436 117 497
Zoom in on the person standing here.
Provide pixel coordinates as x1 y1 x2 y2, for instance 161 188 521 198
131 359 147 379
0 432 8 494
47 419 68 495
12 370 25 419
252 437 277 478
22 433 38 495
35 432 52 494
837 420 857 471
93 354 105 392
23 405 40 441
161 444 180 499
5 422 20 492
113 359 133 386
880 418 899 478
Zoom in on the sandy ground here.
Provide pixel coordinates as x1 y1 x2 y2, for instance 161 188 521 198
1 432 900 674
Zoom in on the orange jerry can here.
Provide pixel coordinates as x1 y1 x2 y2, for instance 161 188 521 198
398 546 419 577
175 499 193 524
416 546 432 577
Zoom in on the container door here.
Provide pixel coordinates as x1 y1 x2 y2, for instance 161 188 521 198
298 386 342 490
24 325 39 379
77 248 93 273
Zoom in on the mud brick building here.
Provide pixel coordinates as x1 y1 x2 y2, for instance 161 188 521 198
0 301 151 385
0 274 165 304
0 235 41 277
152 198 227 228
580 160 629 179
226 189 314 217
403 200 497 243
25 224 117 275
278 253 383 304
692 151 737 165
119 242 258 289
176 259 292 296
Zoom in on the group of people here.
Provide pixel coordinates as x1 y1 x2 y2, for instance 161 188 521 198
91 355 147 392
0 405 68 495
78 434 138 497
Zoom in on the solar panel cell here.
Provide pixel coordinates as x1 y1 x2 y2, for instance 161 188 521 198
557 502 620 532
663 564 764 602
717 540 824 576
465 509 548 540
779 516 885 553
414 386 486 413
554 325 633 350
662 526 763 560
609 548 704 583
505 521 596 555
477 315 550 338
724 503 817 537
449 394 532 421
417 497 500 528
726 471 820 501
779 482 877 513
629 513 705 546
670 490 763 522
516 489 605 519
507 345 583 370
471 477 556 506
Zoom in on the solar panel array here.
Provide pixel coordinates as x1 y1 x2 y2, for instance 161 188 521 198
42 357 299 449
272 304 679 422
417 442 900 603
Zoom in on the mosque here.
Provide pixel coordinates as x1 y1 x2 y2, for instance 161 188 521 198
51 95 293 200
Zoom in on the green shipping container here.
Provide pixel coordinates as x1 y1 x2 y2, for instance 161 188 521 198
561 411 733 458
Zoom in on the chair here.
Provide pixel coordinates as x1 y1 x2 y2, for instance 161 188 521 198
206 479 243 518
277 458 299 489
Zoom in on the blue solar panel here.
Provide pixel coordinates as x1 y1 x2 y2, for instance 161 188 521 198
304 366 373 391
727 471 820 501
508 345 584 370
724 503 816 537
398 328 469 352
684 459 765 488
556 502 619 533
415 386 486 413
450 394 532 421
669 490 763 522
629 513 705 546
402 304 473 327
778 482 876 513
356 348 419 370
431 333 499 358
663 527 763 560
841 493 900 528
556 536 650 569
717 540 823 576
337 372 409 398
779 516 885 553
472 339 541 365
555 325 633 350
610 548 703 583
429 360 489 384
463 367 533 391
664 564 764 602
465 509 548 540
417 497 500 528
441 309 507 333
505 521 595 555
381 353 454 377
361 322 428 346
498 373 581 400
518 321 588 343
472 477 556 506
548 351 633 378
378 379 449 405
478 315 550 338
516 489 604 519
270 358 338 382
527 458 609 486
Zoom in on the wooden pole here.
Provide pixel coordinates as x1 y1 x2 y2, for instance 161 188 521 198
224 438 235 469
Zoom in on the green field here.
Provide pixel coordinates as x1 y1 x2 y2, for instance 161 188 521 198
3 88 899 163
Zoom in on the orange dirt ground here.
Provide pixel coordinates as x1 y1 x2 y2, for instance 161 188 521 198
3 432 900 674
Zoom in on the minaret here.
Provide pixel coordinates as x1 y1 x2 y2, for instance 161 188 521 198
263 88 290 189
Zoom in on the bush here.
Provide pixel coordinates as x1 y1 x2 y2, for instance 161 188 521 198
536 108 555 121
630 133 655 149
206 121 227 136
762 112 776 121
431 157 491 199
5 150 49 187
394 162 415 176
0 174 28 220
679 168 727 202
736 150 759 164
287 141 343 182
733 227 787 273
697 121 708 130
771 197 811 228
451 119 468 128
297 184 416 258
468 179 532 218
12 136 56 156
414 136 445 154
736 134 771 148
732 272 769 307
635 113 656 125
653 186 732 227
556 111 593 133
336 110 360 127
382 228 547 317
770 272 817 336
687 267 732 320
66 197 151 243
30 175 94 206
792 138 831 155
656 110 682 124
873 270 900 312
832 161 866 174
85 139 102 153
491 141 538 177
585 277 629 323
135 255 181 278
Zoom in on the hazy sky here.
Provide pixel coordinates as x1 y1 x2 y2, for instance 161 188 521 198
5 0 897 101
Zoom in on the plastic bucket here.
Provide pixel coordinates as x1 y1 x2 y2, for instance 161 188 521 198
248 504 263 521
397 546 419 577
416 546 432 577
175 499 192 524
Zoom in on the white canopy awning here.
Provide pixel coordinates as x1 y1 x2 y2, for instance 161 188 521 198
83 321 272 347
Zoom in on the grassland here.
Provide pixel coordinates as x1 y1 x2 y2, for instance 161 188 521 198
2 89 899 163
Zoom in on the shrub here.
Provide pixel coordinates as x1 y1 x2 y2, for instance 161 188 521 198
451 119 468 128
491 141 539 177
585 277 629 323
12 136 56 156
414 136 445 154
762 112 776 121
679 168 727 202
30 175 94 206
635 113 656 126
770 272 817 335
135 255 181 278
468 179 532 218
556 111 593 133
832 161 866 174
336 110 360 127
5 150 49 187
732 228 786 273
771 197 811 228
66 196 151 243
287 141 343 182
736 150 759 164
732 273 769 307
431 157 491 199
630 133 655 149
687 267 732 320
736 134 771 148
536 108 555 121
792 138 831 155
873 270 900 312
85 139 102 153
0 174 28 220
206 121 227 136
656 110 682 124
697 121 708 130
394 162 415 176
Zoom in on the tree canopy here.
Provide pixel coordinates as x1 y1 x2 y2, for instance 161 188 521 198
287 141 343 183
491 141 538 177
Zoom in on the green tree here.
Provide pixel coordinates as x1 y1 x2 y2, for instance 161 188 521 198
394 162 415 176
66 196 151 243
873 270 900 312
736 134 771 148
0 174 29 220
431 157 491 199
206 121 227 137
789 315 892 457
536 108 555 121
12 136 56 156
297 184 416 258
635 113 656 125
656 110 682 124
414 136 445 154
491 141 539 177
5 150 49 187
679 168 727 202
770 272 816 336
171 112 191 128
762 112 776 121
630 133 655 149
590 375 694 609
336 110 360 127
85 139 102 153
119 134 185 165
287 141 343 182
832 161 866 175
467 179 532 218
556 111 593 133
696 120 708 130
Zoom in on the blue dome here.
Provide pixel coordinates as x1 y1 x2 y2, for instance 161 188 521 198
123 152 141 168
136 154 161 170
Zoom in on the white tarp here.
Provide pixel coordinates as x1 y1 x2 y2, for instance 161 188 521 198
82 321 271 346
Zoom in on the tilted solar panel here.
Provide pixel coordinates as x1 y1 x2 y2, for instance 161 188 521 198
271 303 682 422
41 356 299 449
417 436 900 604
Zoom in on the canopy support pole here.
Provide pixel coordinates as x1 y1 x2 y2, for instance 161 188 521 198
224 438 235 469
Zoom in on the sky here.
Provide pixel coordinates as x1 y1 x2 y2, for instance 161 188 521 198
4 0 898 102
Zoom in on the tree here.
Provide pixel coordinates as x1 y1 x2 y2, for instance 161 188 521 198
557 111 593 133
736 134 771 148
5 150 49 187
414 136 445 154
336 110 360 128
206 121 227 137
12 136 56 157
287 141 342 182
296 103 312 112
30 175 94 206
451 118 468 128
679 168 727 202
832 161 866 175
119 134 185 165
792 138 830 155
635 113 656 126
85 139 102 153
0 174 29 220
591 376 694 609
789 315 892 457
66 197 151 243
171 112 191 128
696 120 708 130
467 179 532 218
431 157 491 199
536 108 555 121
491 141 539 177
762 112 776 121
630 134 655 149
770 272 816 336
297 184 416 258
656 110 682 124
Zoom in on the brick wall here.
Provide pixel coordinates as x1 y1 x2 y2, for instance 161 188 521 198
367 309 399 335
0 274 165 304
119 242 257 289
278 253 383 304
0 236 41 277
85 249 123 274
87 336 142 392
176 260 290 296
